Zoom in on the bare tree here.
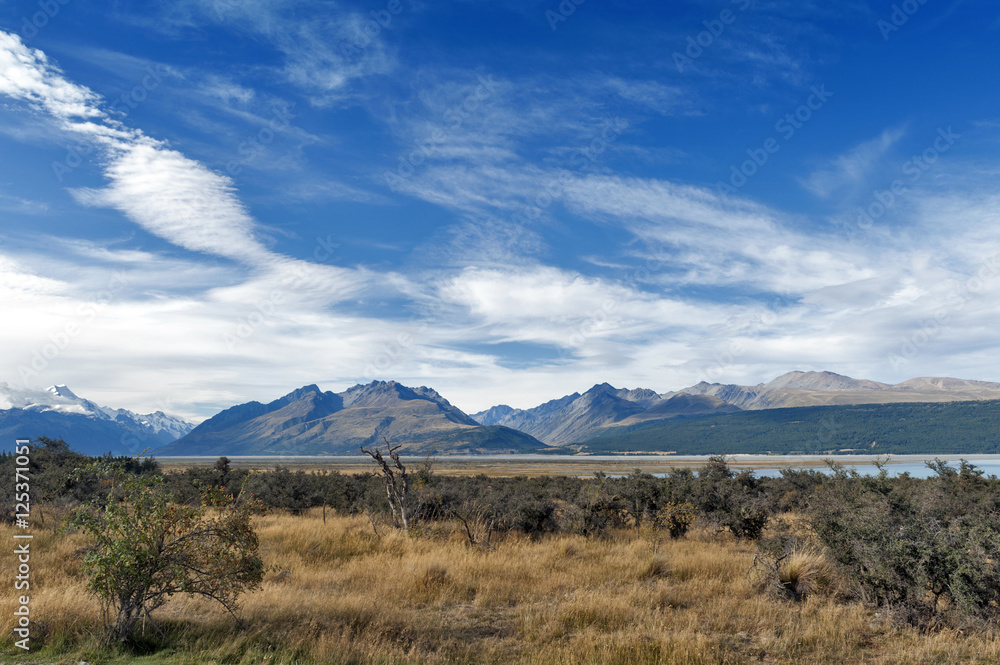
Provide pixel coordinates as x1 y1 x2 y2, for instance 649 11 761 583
360 436 411 534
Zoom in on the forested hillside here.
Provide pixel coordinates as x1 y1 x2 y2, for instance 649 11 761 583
579 399 1000 454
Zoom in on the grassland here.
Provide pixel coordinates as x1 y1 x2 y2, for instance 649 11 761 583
4 508 1000 664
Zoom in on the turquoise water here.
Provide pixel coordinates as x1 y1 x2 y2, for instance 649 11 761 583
748 459 1000 479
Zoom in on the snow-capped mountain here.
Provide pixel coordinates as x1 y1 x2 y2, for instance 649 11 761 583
0 383 194 455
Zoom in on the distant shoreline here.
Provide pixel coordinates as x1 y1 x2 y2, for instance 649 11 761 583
154 453 1000 477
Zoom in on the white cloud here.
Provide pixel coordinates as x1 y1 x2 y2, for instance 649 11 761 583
603 78 692 115
170 0 397 105
0 254 70 300
0 29 369 293
0 33 104 121
561 173 879 293
0 192 48 215
436 265 721 349
70 141 274 264
0 242 382 420
800 126 907 198
0 33 256 259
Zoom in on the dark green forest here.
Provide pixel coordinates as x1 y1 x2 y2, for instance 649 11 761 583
579 399 1000 454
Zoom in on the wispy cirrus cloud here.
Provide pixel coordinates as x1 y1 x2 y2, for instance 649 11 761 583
1 32 264 258
155 0 399 105
800 126 907 198
559 174 880 293
0 30 362 286
0 192 48 214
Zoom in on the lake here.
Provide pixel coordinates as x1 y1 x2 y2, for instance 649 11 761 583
156 453 1000 478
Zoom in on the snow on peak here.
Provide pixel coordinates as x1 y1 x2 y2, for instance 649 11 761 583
1 383 194 438
46 384 79 399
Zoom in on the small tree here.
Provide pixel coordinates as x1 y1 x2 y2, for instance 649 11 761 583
695 456 770 540
72 461 265 644
214 456 232 487
653 501 697 539
361 437 411 533
618 470 661 532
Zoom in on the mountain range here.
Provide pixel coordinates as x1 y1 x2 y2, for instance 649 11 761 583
0 383 194 456
7 370 1000 456
471 371 1000 445
472 384 739 446
156 381 543 455
677 371 1000 410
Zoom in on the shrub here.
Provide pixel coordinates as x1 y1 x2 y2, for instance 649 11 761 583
652 501 696 539
728 503 770 541
509 495 558 537
694 457 770 540
616 471 661 531
809 460 1000 627
560 478 623 537
71 461 265 644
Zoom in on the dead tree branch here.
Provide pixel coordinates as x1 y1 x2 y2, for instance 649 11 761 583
360 436 411 534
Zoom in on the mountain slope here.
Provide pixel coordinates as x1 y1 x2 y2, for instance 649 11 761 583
579 399 1000 455
471 383 738 446
159 381 546 455
679 371 1000 409
472 371 1000 447
614 393 741 425
0 383 194 455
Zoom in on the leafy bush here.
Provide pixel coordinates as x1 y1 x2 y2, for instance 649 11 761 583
652 501 696 539
693 456 770 540
71 461 265 644
810 460 1000 627
559 480 623 537
614 471 661 531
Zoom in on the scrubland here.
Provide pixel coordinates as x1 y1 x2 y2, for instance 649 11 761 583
4 508 1000 665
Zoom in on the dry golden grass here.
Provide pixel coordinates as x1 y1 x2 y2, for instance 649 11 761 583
777 547 835 599
3 510 1000 663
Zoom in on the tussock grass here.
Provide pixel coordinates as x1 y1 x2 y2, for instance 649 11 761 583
4 509 1000 663
778 547 834 598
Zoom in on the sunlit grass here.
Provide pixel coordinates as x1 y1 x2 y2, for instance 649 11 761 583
3 509 1000 663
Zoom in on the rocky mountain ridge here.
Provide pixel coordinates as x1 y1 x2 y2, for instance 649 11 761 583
473 371 1000 445
157 380 542 455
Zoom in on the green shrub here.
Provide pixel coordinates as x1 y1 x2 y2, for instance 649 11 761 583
692 457 770 540
652 501 696 539
71 461 265 644
810 460 1000 627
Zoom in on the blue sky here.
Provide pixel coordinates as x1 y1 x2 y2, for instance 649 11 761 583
1 0 999 421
